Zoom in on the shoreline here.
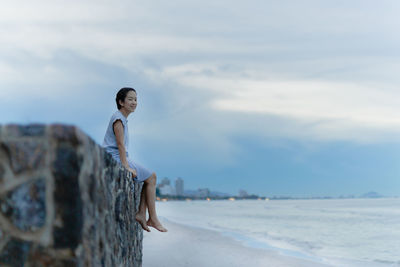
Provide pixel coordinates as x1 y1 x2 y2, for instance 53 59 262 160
143 199 399 267
218 230 326 264
142 217 333 267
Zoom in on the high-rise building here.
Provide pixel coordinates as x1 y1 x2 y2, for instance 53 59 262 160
157 177 175 196
175 177 184 196
160 177 170 186
159 184 176 196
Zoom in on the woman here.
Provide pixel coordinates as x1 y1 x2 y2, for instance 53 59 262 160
102 87 167 232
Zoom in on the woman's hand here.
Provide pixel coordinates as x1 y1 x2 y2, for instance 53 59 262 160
127 167 137 178
122 163 137 178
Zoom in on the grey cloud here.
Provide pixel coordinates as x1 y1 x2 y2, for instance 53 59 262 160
1 0 400 147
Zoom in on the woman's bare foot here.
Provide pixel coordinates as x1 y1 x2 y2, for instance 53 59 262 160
135 214 151 232
147 218 168 232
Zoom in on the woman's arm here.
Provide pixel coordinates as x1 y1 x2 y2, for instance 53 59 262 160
113 120 137 177
113 120 130 168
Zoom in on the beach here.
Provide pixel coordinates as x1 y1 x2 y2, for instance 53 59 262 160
142 199 399 267
143 219 332 267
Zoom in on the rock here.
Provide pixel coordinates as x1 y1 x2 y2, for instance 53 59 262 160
52 144 83 249
49 124 80 146
0 238 31 267
5 124 46 137
0 124 143 266
0 178 46 232
0 163 4 184
0 140 47 175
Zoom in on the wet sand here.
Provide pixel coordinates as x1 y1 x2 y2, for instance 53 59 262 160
142 219 332 267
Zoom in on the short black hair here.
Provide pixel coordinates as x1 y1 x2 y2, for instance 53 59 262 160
116 87 136 109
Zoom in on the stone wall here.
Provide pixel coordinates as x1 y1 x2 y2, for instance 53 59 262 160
0 124 143 267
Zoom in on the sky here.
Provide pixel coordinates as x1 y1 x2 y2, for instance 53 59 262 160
1 0 400 197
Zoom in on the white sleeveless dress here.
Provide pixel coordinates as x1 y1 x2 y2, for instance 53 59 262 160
102 109 153 182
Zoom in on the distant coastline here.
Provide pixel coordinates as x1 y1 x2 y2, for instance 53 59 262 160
156 190 397 201
157 177 397 201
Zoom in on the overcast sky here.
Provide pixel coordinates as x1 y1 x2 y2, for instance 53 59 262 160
1 0 399 197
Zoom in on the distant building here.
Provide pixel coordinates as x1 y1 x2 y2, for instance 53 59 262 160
157 177 175 196
239 190 249 197
175 177 184 196
160 177 170 186
197 188 210 198
159 184 175 196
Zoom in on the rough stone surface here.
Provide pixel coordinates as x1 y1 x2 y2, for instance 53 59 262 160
27 246 78 267
0 140 47 175
52 143 83 249
50 124 80 146
0 163 4 183
0 178 46 232
5 124 46 137
0 124 143 266
0 238 31 267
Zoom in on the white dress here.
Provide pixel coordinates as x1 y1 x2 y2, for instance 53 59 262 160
102 109 153 182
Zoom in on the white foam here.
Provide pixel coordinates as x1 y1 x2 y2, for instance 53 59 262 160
155 198 400 266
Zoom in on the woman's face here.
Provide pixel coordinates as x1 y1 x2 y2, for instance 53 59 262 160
121 90 137 113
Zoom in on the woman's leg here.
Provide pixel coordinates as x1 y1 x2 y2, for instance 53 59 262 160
144 173 168 232
135 184 150 232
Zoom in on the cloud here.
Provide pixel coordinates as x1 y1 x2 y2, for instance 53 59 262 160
1 0 400 197
1 0 400 147
140 62 400 143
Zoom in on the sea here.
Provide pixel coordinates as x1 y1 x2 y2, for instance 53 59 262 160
156 198 400 267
